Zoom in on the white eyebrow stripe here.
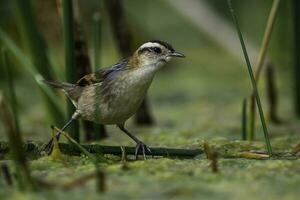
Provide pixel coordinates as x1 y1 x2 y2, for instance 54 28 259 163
139 42 162 49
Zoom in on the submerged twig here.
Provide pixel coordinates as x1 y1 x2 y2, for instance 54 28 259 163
0 141 203 158
1 141 299 160
227 0 273 156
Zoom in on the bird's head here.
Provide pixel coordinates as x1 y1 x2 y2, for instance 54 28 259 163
131 40 185 70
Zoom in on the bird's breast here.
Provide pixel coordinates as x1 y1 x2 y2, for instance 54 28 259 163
78 67 156 124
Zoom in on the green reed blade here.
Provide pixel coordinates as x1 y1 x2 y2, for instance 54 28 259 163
227 0 273 155
1 48 36 191
0 29 65 126
10 0 65 126
12 0 54 80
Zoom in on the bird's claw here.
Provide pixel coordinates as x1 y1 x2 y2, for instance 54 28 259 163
40 139 54 155
135 142 152 160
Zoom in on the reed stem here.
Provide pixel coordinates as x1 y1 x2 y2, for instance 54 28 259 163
93 12 102 70
265 63 280 123
293 0 300 116
104 0 154 125
92 12 107 140
241 98 248 140
62 0 80 142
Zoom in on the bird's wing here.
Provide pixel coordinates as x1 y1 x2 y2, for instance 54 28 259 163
76 59 129 86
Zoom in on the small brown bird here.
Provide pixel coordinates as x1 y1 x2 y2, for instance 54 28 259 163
43 40 185 159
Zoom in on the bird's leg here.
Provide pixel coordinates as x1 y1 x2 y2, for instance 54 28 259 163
117 124 152 160
42 112 80 155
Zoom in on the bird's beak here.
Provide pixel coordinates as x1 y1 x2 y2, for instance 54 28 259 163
170 51 185 58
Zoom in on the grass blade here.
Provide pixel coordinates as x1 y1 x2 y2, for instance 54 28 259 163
4 0 66 126
0 48 36 191
0 29 65 126
12 0 54 79
227 0 273 155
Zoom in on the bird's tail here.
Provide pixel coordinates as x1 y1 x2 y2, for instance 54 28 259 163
43 80 82 102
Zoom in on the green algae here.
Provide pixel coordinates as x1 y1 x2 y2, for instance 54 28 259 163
2 137 300 200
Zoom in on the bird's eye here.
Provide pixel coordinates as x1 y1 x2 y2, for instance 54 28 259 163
152 47 161 54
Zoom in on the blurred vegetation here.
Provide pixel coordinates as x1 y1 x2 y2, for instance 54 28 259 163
0 0 299 199
0 0 294 138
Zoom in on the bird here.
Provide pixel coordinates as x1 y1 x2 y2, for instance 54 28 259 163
42 40 185 159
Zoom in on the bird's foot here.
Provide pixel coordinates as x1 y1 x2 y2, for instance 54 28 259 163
40 139 54 156
135 141 152 160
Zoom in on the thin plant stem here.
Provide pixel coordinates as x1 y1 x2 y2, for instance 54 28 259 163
248 0 281 140
241 98 248 140
227 0 273 156
254 0 281 81
53 126 99 165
